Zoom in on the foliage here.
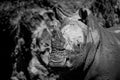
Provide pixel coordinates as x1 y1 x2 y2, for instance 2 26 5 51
90 0 120 28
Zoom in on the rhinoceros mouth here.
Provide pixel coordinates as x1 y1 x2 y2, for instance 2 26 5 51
48 50 67 66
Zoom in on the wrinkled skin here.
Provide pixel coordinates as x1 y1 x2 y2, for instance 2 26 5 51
31 9 120 80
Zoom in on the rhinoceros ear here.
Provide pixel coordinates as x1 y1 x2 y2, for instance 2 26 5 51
87 12 100 45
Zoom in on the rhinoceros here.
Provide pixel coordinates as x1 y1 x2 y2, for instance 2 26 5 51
29 9 120 80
